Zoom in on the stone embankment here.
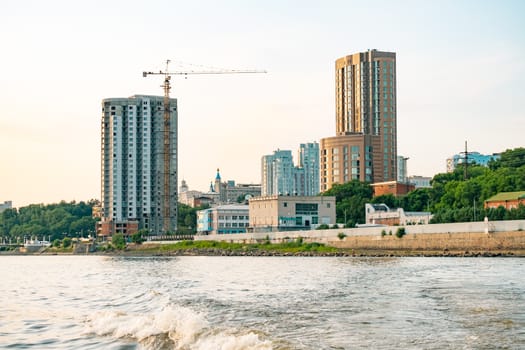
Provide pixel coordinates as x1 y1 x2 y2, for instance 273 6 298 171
105 246 520 258
330 231 525 255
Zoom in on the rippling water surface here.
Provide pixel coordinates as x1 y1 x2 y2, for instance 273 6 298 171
1 256 524 349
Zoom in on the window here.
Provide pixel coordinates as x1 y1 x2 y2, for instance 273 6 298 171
296 203 318 215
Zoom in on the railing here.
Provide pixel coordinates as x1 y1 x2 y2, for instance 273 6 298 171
147 234 195 241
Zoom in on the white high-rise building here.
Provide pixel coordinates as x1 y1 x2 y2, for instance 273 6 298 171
99 95 178 236
261 143 320 197
261 150 294 196
397 156 408 183
297 142 320 196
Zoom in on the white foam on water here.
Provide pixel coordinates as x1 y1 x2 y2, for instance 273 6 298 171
193 331 273 350
85 305 206 346
84 304 273 350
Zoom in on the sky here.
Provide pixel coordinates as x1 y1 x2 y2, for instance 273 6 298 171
1 0 524 208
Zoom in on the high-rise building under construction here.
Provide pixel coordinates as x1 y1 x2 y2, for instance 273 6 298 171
98 95 178 237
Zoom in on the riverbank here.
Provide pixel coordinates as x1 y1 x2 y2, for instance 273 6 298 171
3 240 524 257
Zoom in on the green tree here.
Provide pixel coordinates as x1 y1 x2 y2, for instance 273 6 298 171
322 180 373 225
131 231 144 244
0 200 98 242
491 147 525 169
62 237 72 248
112 234 126 249
371 194 399 208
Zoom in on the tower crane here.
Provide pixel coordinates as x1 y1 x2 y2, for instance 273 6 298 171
143 60 266 234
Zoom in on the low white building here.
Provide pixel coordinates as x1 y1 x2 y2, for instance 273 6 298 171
196 204 249 235
248 195 336 232
0 201 12 213
365 203 432 226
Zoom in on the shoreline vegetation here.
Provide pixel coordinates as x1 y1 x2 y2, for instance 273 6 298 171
3 240 524 257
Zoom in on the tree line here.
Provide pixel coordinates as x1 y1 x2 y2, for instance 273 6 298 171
322 147 525 226
0 200 98 242
0 200 208 241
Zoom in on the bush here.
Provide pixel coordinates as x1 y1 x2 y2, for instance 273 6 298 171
62 237 72 248
337 232 347 240
395 227 406 238
112 234 126 250
381 230 387 237
316 224 330 230
52 239 61 247
131 232 144 244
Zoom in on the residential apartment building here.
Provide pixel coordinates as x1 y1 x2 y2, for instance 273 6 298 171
196 204 250 235
262 143 320 196
261 150 295 196
248 195 336 232
321 49 397 191
296 142 320 196
98 95 178 237
397 156 408 183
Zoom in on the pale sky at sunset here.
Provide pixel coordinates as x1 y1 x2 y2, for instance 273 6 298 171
1 0 524 207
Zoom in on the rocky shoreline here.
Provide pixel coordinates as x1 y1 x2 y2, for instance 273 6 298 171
2 244 524 258
75 247 524 258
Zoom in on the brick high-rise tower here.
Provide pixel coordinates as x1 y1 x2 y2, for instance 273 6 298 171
321 49 397 191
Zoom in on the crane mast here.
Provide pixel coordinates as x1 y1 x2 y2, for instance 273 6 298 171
143 60 266 234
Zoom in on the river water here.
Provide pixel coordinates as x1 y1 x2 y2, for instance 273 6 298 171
1 256 523 349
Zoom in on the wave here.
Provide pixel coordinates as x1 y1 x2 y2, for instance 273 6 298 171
83 304 273 350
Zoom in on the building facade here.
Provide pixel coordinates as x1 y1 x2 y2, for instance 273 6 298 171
397 156 408 183
213 169 262 204
296 142 320 196
321 49 397 191
484 191 525 210
371 181 415 197
446 152 500 173
408 175 432 188
248 195 336 232
261 150 295 196
196 204 250 235
98 95 178 237
262 144 320 196
0 201 12 213
364 203 432 226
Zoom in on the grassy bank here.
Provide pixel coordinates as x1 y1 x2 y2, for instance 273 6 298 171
96 240 523 257
4 239 523 257
115 239 339 255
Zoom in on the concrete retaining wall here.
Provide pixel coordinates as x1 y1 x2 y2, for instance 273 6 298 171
330 231 525 251
194 220 525 251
